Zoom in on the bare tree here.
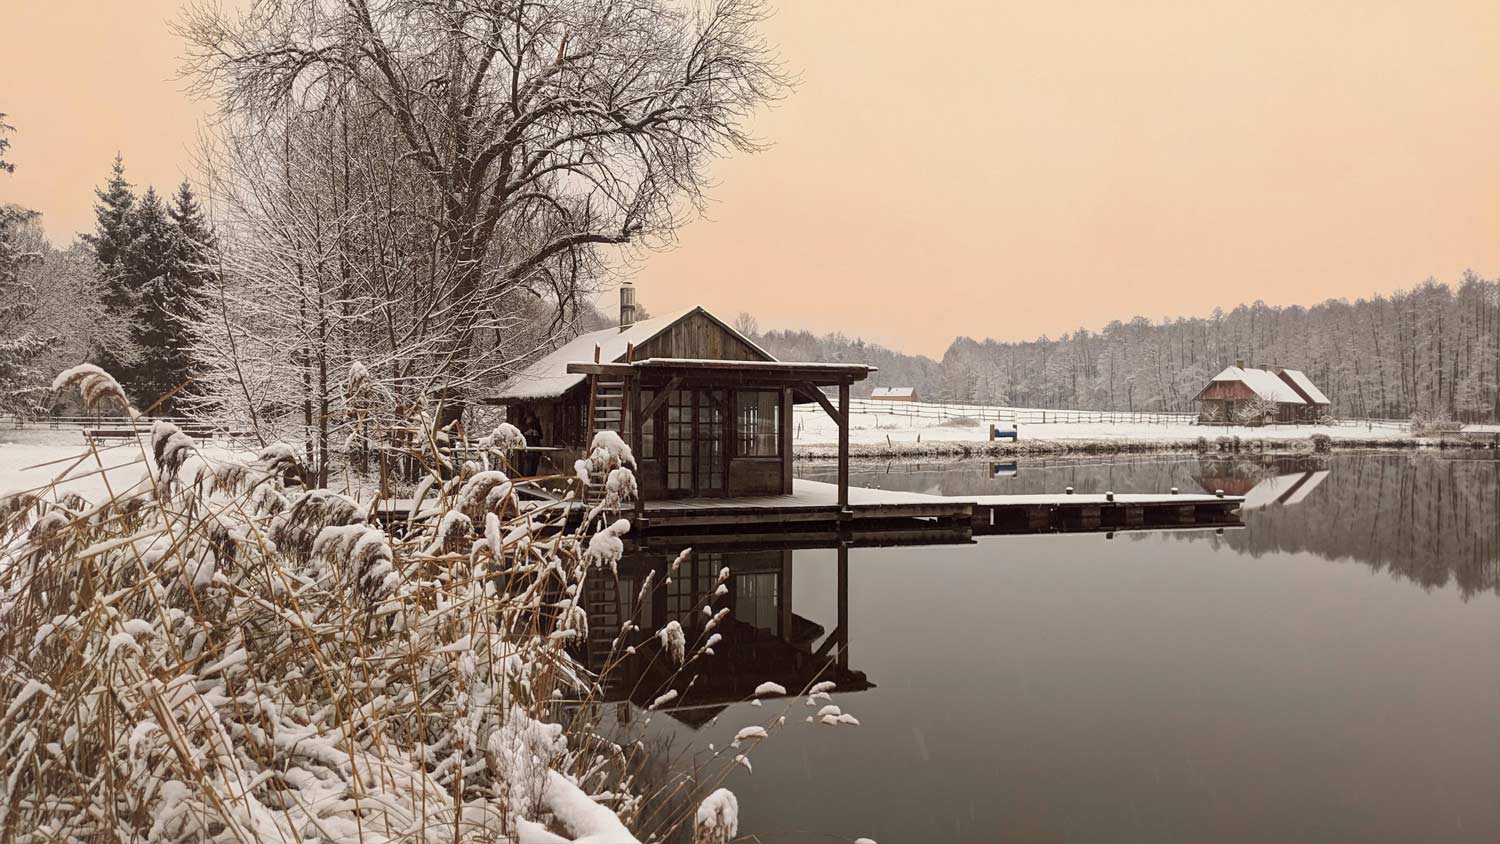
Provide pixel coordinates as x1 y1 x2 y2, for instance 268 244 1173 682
178 0 786 420
732 310 758 336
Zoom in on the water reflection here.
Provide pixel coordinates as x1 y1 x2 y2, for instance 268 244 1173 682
583 546 870 725
577 455 1499 842
802 452 1500 598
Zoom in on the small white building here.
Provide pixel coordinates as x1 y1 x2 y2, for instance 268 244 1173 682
869 387 918 403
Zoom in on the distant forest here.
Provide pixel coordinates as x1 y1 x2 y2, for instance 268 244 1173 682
750 274 1500 421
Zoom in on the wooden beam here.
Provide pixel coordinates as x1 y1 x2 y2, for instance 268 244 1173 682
631 374 644 524
838 381 850 511
637 376 682 423
794 382 842 426
566 362 635 376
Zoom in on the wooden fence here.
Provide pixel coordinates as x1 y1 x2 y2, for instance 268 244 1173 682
793 399 1410 430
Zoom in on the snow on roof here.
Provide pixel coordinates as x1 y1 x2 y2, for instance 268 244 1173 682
1208 366 1305 404
1278 368 1330 405
1278 469 1329 506
870 387 915 398
488 307 775 400
633 357 874 373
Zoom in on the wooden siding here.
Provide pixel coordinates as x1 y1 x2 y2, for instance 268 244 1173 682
729 457 783 496
1197 381 1257 401
632 310 770 362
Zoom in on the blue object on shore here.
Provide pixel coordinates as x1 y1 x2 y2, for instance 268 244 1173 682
990 423 1019 442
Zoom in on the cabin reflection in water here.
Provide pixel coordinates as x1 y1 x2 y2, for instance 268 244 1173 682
577 547 869 726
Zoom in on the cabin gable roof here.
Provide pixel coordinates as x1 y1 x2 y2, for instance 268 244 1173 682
1198 365 1306 404
1276 368 1330 405
487 306 775 402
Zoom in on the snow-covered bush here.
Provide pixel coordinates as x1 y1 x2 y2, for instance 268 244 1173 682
1233 396 1280 426
1410 411 1461 436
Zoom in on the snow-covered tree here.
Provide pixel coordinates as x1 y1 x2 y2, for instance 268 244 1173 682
0 116 56 416
179 0 788 421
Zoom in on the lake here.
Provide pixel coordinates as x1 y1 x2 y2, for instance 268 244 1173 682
593 451 1499 843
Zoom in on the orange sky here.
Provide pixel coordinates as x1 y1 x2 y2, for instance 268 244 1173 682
4 1 1499 357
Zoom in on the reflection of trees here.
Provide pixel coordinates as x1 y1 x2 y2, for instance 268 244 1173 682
820 453 1500 599
1215 453 1500 599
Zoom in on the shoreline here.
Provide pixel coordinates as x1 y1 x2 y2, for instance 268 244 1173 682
793 436 1488 461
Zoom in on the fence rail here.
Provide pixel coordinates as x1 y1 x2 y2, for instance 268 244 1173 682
1 414 250 437
795 399 1199 426
793 399 1412 430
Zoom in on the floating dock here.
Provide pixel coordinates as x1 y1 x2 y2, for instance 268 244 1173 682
636 479 1242 545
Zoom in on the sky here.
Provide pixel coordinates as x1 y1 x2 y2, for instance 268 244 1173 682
3 1 1499 357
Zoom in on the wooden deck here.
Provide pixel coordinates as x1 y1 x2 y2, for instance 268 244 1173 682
369 479 1244 546
637 479 1243 543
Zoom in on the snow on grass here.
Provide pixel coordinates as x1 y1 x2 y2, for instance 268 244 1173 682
791 402 1412 451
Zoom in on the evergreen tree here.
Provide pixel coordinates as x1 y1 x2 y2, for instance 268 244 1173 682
83 154 141 388
122 187 187 410
84 154 136 299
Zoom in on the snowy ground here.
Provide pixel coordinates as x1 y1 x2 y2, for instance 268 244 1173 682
0 429 259 502
791 405 1413 453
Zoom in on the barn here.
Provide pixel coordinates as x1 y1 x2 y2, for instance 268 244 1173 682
484 287 873 502
1195 361 1331 425
869 387 918 402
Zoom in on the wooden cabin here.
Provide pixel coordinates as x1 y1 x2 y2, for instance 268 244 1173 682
483 289 873 506
1195 361 1330 425
870 387 918 403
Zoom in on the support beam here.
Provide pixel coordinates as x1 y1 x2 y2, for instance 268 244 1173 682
838 381 850 511
794 382 842 427
630 374 644 524
637 376 682 423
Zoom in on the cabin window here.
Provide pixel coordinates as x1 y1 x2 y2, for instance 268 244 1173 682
697 390 726 492
666 551 723 623
736 391 781 457
638 389 655 458
666 390 693 490
734 572 779 635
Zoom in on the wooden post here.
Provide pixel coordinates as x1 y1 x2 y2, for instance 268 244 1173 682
631 374 644 525
781 387 795 494
838 381 850 512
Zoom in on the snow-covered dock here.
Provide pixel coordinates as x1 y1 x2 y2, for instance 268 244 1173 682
636 478 1242 544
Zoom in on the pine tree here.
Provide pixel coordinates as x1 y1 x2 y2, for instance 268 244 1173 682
83 154 141 389
84 154 136 297
134 181 214 413
123 187 187 410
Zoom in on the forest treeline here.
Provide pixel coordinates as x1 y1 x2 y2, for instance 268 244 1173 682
752 276 1500 421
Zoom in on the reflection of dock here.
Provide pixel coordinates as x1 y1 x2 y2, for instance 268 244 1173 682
637 478 1242 544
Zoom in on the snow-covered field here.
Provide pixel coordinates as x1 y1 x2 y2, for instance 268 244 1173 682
0 429 258 502
791 404 1413 452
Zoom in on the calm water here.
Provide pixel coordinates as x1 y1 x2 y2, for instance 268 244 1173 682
595 452 1499 843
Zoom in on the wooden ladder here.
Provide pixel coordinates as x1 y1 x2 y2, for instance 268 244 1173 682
582 343 631 509
583 574 624 672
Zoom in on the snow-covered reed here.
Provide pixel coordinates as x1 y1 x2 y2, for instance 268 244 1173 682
0 372 656 843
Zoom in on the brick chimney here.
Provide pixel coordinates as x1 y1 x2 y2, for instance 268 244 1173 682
1235 358 1245 370
619 280 636 331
